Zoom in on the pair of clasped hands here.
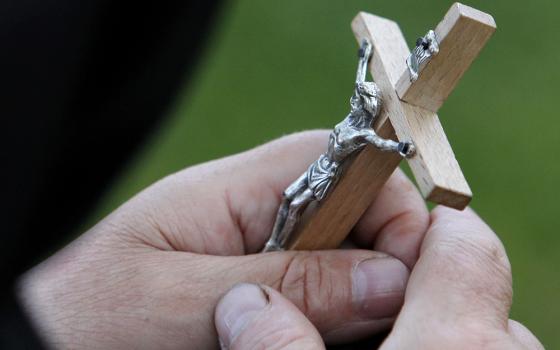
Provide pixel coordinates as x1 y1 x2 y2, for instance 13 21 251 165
20 131 543 349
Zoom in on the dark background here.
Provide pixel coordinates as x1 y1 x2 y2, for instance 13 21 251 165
0 0 224 347
2 0 559 348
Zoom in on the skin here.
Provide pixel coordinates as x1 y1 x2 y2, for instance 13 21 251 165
18 131 542 349
215 208 545 349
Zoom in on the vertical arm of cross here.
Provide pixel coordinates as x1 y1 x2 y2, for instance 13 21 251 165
352 3 495 209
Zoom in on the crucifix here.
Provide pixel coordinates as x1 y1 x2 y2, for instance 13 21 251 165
263 3 496 252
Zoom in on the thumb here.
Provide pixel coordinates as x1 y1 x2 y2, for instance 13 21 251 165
215 283 324 350
145 249 408 347
209 250 408 343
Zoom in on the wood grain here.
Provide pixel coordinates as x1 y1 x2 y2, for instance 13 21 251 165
286 4 494 250
353 11 472 209
288 120 401 250
395 3 496 112
287 13 413 250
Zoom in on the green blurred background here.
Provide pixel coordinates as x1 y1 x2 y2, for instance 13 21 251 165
88 0 559 347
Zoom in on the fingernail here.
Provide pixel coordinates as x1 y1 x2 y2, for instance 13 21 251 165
352 258 409 319
215 283 269 348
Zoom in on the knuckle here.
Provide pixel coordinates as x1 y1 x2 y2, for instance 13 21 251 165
453 234 508 272
427 232 512 301
277 252 337 317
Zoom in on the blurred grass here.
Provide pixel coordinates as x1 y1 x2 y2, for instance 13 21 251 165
89 0 559 347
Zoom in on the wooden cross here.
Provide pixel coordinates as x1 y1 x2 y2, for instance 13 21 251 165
286 3 496 250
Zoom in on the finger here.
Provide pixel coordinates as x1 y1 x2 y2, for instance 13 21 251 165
508 319 544 350
215 283 324 350
215 130 331 252
393 206 513 332
125 130 428 257
153 249 408 346
351 169 429 269
119 130 330 255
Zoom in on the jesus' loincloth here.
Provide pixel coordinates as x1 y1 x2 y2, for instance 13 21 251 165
307 154 342 201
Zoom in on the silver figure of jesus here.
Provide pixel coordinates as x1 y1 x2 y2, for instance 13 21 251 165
262 39 415 252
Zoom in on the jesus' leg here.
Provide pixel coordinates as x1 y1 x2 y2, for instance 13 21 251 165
272 188 315 249
263 173 308 252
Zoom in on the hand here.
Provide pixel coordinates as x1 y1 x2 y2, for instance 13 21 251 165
214 208 544 349
18 131 430 348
